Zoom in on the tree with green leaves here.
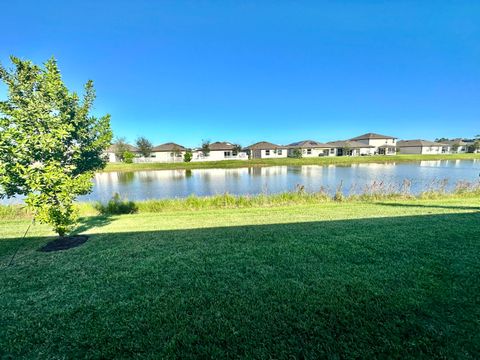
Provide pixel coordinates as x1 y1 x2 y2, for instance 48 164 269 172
201 140 210 157
232 144 242 156
112 137 129 162
0 56 112 236
184 150 193 162
135 136 153 158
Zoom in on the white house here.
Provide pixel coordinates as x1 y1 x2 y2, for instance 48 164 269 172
287 140 332 157
442 139 468 153
150 142 186 163
244 141 288 159
397 140 449 154
192 142 248 162
106 144 140 162
326 140 375 156
349 133 397 155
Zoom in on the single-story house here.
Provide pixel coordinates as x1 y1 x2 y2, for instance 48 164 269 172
244 141 288 159
397 140 449 154
442 139 468 153
287 140 332 157
106 144 140 162
192 142 248 162
326 140 375 156
150 142 187 163
349 132 397 155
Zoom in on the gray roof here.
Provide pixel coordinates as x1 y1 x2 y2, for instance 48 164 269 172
287 140 330 148
350 132 397 140
245 141 286 150
327 140 375 149
442 139 468 146
152 142 186 152
107 144 140 152
208 142 238 151
397 140 448 147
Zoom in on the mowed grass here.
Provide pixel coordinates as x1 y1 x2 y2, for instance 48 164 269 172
103 153 480 172
1 198 480 358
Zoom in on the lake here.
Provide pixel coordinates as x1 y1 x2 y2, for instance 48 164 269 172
82 160 480 203
2 160 479 204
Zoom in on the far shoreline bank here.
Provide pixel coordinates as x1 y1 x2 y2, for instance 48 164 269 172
101 153 480 173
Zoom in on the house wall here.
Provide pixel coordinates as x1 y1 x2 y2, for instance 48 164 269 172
150 151 185 163
287 148 331 157
192 150 248 162
256 149 288 159
356 138 397 155
398 146 445 154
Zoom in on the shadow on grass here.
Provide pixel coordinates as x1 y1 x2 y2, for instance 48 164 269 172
2 212 480 358
72 215 112 235
376 202 480 211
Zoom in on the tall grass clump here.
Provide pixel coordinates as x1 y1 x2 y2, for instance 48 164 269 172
94 193 138 215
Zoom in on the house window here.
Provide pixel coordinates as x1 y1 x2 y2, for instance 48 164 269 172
306 149 312 155
265 150 270 156
224 151 232 157
330 148 335 154
277 149 282 155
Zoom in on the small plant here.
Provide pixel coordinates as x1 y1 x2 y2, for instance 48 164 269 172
95 193 138 215
291 149 302 158
184 150 193 162
123 151 135 163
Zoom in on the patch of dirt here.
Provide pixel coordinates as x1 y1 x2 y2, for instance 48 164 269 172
39 235 88 252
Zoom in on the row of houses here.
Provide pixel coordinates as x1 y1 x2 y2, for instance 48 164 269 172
106 133 477 163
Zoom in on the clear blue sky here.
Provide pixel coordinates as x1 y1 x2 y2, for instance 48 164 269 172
1 0 479 147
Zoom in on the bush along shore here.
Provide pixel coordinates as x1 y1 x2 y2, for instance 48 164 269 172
102 153 480 172
2 179 479 218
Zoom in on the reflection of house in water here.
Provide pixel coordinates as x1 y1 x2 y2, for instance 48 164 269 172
419 160 443 167
136 170 186 182
248 166 288 177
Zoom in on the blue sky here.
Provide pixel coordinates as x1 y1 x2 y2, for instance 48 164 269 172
1 0 479 147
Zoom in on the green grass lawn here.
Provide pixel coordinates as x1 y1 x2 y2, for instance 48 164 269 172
1 197 480 358
104 153 480 172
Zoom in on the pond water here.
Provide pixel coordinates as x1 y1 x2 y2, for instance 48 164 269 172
83 160 480 202
2 160 479 204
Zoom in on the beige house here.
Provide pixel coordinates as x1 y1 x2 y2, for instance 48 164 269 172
192 142 248 162
397 140 449 154
106 144 140 162
244 141 288 159
326 140 375 156
442 139 468 153
287 140 332 157
151 142 186 163
349 133 397 155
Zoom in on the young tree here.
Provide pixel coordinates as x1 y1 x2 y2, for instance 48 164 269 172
201 140 210 157
135 136 153 158
184 150 193 162
232 144 242 155
112 137 128 161
0 56 112 236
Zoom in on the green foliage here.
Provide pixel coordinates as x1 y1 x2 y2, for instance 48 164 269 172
94 193 138 215
0 56 112 236
232 144 242 155
290 148 302 158
183 150 193 162
135 136 153 158
201 140 210 156
112 137 129 161
123 151 134 163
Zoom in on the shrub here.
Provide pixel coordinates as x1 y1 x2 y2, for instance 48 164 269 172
123 151 134 163
184 150 193 162
95 193 138 215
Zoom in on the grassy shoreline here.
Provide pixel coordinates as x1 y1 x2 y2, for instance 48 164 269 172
2 186 479 220
1 197 480 358
103 153 480 172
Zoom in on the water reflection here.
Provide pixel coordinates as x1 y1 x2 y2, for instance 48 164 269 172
76 160 480 203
